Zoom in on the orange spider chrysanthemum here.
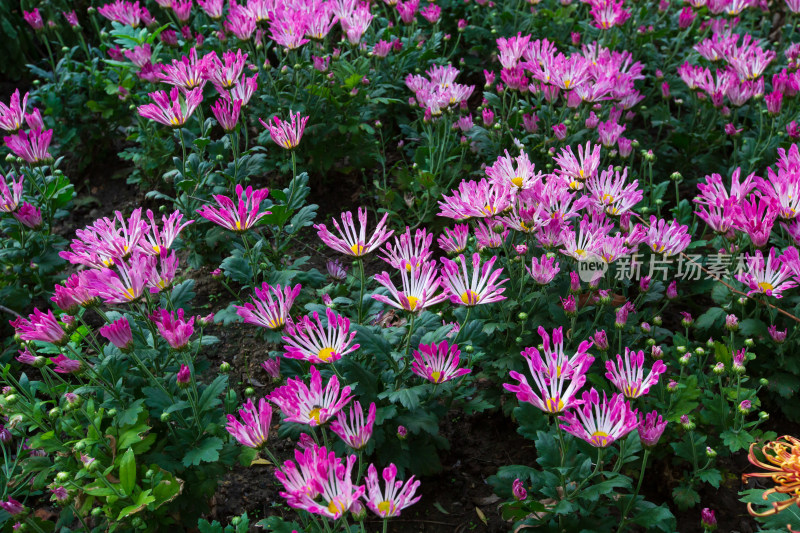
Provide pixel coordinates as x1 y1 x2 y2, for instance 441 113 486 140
743 435 800 517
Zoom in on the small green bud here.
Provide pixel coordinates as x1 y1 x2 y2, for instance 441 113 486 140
705 446 717 458
48 407 61 420
245 387 256 397
56 471 70 482
107 409 117 417
91 507 103 517
694 347 705 356
220 361 231 373
145 469 155 479
744 338 755 347
464 345 474 353
518 312 528 320
160 412 171 422
759 377 769 386
676 345 687 354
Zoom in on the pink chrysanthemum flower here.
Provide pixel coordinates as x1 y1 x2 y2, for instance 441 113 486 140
269 365 354 426
364 463 422 518
98 0 142 27
225 3 256 40
171 0 192 21
4 127 53 164
147 250 179 293
196 184 271 232
280 446 364 519
0 173 23 213
638 410 668 448
330 401 376 450
85 255 152 304
281 308 359 364
373 261 448 313
0 90 28 133
259 111 309 150
553 141 601 190
340 3 374 44
24 8 44 30
226 397 273 449
140 209 193 255
589 0 631 29
315 207 393 257
204 50 247 89
437 224 469 254
99 317 133 350
538 326 594 379
237 283 301 331
380 227 433 271
438 178 512 220
605 348 667 399
733 194 778 247
559 388 638 447
647 216 691 256
485 150 543 191
306 2 336 39
11 309 68 345
504 346 593 414
527 254 560 285
439 253 507 306
158 48 208 89
734 247 797 298
411 340 471 384
197 0 224 18
50 355 82 374
138 87 203 128
586 166 643 216
13 202 42 228
51 272 96 313
151 308 195 349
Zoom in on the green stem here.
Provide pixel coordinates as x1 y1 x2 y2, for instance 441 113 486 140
357 259 366 324
616 449 650 533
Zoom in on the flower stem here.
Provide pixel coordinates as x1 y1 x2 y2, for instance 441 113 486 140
357 259 366 324
616 449 650 533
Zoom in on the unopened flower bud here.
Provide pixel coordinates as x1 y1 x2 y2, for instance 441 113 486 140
245 387 255 397
744 338 754 347
724 314 739 331
712 362 725 374
220 361 231 373
705 446 717 458
397 425 407 439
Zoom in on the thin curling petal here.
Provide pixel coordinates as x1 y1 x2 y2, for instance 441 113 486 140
226 397 273 448
196 184 270 232
269 366 353 426
330 401 376 450
315 207 394 257
439 253 508 306
281 308 359 364
604 348 667 398
364 463 422 518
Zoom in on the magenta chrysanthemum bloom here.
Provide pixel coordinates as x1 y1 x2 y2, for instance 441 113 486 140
330 401 376 450
438 178 512 220
538 326 594 379
204 50 247 89
85 255 151 304
11 309 68 345
270 366 353 426
364 463 421 518
733 194 778 247
553 141 601 189
734 247 797 298
372 261 448 313
62 10 80 27
196 184 270 232
527 254 560 285
147 250 179 294
281 308 359 364
51 272 95 313
647 216 691 256
559 388 638 447
437 224 469 254
341 3 374 44
380 227 433 271
158 48 208 89
440 253 507 306
270 17 310 50
315 207 393 257
638 410 667 448
0 90 28 133
16 348 36 365
50 354 82 374
140 209 193 255
13 202 42 229
504 345 593 414
224 3 256 40
605 348 667 399
171 0 192 21
197 0 224 18
0 498 24 516
226 397 273 449
411 340 471 384
23 9 44 30
151 308 195 349
485 150 543 191
259 111 309 150
262 357 281 379
277 445 364 519
138 87 203 128
587 166 643 216
237 283 301 331
4 127 53 164
98 0 142 27
99 317 133 350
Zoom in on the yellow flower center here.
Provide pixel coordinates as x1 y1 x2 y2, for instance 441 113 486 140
569 180 581 190
350 243 366 256
483 204 496 215
574 249 586 256
124 287 136 300
511 177 524 187
545 397 565 412
602 193 614 204
170 116 181 126
758 281 775 292
153 244 161 254
235 220 242 230
564 79 571 89
405 262 413 272
327 498 347 517
308 407 323 424
267 317 284 329
652 244 666 253
460 290 480 305
318 347 335 362
431 371 442 383
591 430 611 446
406 295 419 311
377 500 395 516
579 169 585 179
103 258 115 267
623 385 639 398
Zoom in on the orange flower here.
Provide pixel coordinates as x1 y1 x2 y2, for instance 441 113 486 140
743 435 800 517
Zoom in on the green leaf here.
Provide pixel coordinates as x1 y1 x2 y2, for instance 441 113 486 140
220 254 253 285
720 429 754 452
169 280 196 311
119 448 136 497
117 489 155 520
695 307 725 330
672 484 700 510
697 468 722 488
117 399 145 426
739 318 767 337
254 517 303 533
182 437 223 467
197 375 228 413
631 501 676 531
